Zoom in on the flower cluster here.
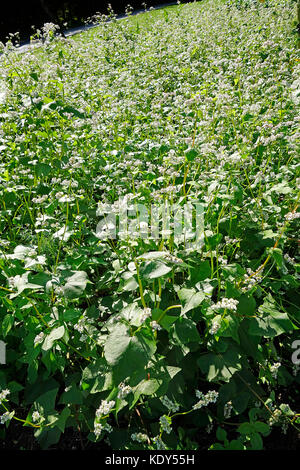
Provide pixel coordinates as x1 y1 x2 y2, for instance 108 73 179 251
0 389 10 404
270 362 281 379
0 0 298 452
94 423 103 437
284 212 300 221
96 400 115 417
269 408 282 426
242 268 263 291
0 412 12 424
159 415 172 434
209 321 221 335
140 308 152 323
150 321 162 331
32 411 41 422
117 382 132 399
74 314 94 334
212 298 238 311
224 401 233 419
131 432 148 443
193 390 219 410
153 435 166 450
161 395 179 413
94 422 113 438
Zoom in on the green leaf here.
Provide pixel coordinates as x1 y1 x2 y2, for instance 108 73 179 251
232 391 251 414
205 233 223 250
238 422 255 434
209 443 225 450
139 260 172 280
250 432 263 450
219 315 240 344
253 421 270 434
30 72 39 81
279 403 294 417
185 148 198 161
62 271 89 299
171 317 200 345
42 326 65 351
249 310 294 337
133 379 161 397
10 272 42 296
119 303 146 327
55 407 71 433
238 321 261 360
216 427 227 442
81 358 113 393
197 347 242 382
34 385 59 415
178 288 205 315
104 324 156 383
2 314 14 337
59 383 83 405
228 440 244 450
152 308 179 331
270 248 284 268
237 295 256 316
35 163 52 177
190 260 211 283
34 427 61 450
61 105 85 119
138 251 174 261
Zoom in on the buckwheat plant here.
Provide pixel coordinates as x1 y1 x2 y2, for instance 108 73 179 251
0 0 299 451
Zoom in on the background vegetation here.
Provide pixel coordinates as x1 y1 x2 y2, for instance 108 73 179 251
0 0 299 451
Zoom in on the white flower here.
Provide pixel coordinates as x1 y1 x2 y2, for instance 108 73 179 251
94 423 103 437
53 227 74 242
74 314 93 333
117 382 132 399
213 298 238 311
150 321 162 331
140 308 152 323
242 268 263 291
153 435 166 450
161 395 179 413
224 401 233 419
206 423 213 433
96 400 115 417
269 409 282 426
131 432 148 443
0 412 12 424
103 423 113 433
193 390 218 409
32 411 41 422
209 321 221 335
0 389 10 403
270 362 281 379
159 415 172 434
285 212 300 221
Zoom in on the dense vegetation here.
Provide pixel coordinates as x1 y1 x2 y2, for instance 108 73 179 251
0 0 299 450
0 0 184 44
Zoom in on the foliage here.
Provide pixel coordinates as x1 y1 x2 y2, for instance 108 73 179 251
0 0 299 450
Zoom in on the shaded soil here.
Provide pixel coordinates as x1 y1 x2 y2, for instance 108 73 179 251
1 419 299 450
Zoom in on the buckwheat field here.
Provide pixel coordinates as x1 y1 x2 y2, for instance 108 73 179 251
0 0 299 450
